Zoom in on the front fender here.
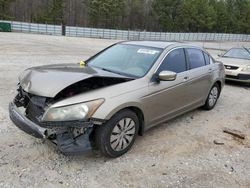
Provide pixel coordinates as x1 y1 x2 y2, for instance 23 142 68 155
92 100 144 121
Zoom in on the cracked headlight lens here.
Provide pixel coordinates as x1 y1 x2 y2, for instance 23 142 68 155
42 99 104 121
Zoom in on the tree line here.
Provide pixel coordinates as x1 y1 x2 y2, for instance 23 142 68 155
1 0 250 34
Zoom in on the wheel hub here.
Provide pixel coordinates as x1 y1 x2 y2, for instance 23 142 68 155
110 117 136 152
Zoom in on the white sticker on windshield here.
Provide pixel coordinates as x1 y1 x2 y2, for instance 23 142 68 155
137 49 160 55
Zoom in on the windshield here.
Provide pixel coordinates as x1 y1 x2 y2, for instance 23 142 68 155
223 48 250 60
87 44 163 77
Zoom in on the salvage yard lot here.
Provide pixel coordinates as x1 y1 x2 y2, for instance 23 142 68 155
0 33 250 188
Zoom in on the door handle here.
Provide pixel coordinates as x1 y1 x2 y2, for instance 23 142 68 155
183 76 189 81
208 68 212 73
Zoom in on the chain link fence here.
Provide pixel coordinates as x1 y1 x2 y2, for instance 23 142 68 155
1 20 250 42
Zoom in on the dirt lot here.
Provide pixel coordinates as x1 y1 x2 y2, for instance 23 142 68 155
0 33 249 188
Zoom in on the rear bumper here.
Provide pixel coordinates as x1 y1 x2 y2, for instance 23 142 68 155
9 102 94 155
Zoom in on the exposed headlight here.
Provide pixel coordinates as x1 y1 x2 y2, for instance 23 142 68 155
42 99 104 122
242 65 250 72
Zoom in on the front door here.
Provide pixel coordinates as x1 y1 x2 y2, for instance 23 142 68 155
144 48 191 128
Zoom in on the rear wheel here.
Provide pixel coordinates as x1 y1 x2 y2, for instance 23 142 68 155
203 83 220 110
95 109 139 158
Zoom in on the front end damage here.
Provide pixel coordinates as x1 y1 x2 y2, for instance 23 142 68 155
9 64 133 154
9 85 104 155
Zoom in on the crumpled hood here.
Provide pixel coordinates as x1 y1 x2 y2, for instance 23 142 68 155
19 63 128 98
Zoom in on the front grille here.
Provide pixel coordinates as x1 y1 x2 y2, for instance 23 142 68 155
224 65 239 70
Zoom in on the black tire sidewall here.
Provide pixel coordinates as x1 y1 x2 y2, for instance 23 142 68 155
96 110 139 157
205 83 220 110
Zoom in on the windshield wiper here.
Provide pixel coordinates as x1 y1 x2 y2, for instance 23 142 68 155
90 65 137 78
101 68 138 78
99 67 124 75
243 46 250 55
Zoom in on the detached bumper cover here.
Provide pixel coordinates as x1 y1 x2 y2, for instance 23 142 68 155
9 102 94 155
55 129 93 155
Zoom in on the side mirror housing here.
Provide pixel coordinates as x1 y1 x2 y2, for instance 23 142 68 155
158 71 177 81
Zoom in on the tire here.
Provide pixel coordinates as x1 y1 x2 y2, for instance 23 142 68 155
203 83 221 110
95 109 139 158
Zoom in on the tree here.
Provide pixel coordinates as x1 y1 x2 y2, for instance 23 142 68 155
1 0 250 34
234 0 250 33
176 0 216 32
152 0 182 31
211 0 230 33
0 0 14 20
85 0 125 28
34 0 64 24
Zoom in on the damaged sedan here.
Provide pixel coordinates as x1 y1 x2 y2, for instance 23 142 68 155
9 41 225 157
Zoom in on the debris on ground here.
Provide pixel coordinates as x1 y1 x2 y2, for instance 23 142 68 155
223 128 246 140
213 140 225 145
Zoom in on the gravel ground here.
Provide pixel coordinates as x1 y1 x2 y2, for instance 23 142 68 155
0 33 249 188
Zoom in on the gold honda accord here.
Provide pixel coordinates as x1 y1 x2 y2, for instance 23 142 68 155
9 41 225 157
217 47 250 84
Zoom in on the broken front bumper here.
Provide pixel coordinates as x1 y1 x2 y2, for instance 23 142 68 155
9 102 94 155
9 102 45 138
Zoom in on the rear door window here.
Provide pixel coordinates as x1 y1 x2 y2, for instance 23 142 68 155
158 48 187 73
203 52 210 65
186 48 206 69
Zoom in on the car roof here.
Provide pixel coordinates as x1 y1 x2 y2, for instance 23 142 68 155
121 41 178 49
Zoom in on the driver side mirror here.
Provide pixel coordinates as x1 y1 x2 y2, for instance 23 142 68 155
158 71 177 81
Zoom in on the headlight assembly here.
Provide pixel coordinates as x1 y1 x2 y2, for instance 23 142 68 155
242 65 250 72
42 99 104 122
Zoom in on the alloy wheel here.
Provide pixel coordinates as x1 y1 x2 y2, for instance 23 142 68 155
208 87 219 107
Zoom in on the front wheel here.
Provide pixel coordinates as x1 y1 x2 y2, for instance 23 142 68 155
203 83 221 110
95 109 139 158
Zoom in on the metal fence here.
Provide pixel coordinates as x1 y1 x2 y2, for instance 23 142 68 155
1 20 250 42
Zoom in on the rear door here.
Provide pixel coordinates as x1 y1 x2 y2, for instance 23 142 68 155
184 48 213 103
